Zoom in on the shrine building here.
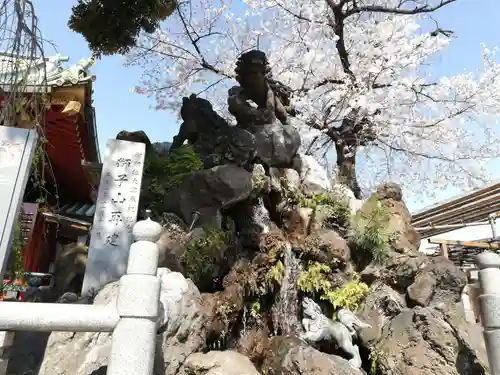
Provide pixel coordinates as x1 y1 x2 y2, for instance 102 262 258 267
0 53 100 298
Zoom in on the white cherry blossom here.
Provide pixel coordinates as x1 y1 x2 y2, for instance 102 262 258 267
126 0 500 202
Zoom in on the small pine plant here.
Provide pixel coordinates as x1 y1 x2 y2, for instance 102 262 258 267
350 199 398 264
300 192 351 229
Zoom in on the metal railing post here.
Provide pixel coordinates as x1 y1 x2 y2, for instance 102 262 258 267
477 251 500 375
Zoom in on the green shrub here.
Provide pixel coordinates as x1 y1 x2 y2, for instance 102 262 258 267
350 199 397 264
298 262 369 314
250 301 261 319
142 145 203 216
265 260 285 293
369 348 383 374
297 262 332 296
300 192 351 229
144 145 203 189
181 227 229 284
327 278 369 311
8 213 27 281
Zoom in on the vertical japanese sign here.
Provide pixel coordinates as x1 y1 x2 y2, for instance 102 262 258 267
0 126 38 281
81 139 146 296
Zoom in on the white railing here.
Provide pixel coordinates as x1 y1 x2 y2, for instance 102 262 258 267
477 251 500 375
0 216 163 375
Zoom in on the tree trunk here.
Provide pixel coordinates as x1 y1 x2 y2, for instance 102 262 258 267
335 142 362 199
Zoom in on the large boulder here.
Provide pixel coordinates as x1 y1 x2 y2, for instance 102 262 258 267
365 306 489 375
362 183 421 253
356 281 406 346
252 121 301 168
155 269 207 374
331 183 365 214
230 197 274 248
355 276 487 375
262 335 361 375
182 351 260 375
269 167 301 196
12 269 207 375
406 256 466 307
53 243 88 297
360 252 466 307
315 229 351 264
293 154 331 195
299 229 351 265
156 213 189 270
116 129 156 157
163 164 269 229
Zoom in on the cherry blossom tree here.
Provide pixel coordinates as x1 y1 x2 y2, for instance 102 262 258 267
126 0 500 201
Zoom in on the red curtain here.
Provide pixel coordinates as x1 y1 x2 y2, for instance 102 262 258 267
22 212 45 272
39 222 57 273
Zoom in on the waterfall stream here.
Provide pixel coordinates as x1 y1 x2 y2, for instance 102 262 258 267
271 242 302 335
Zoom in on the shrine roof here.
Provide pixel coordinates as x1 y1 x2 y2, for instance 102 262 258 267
0 53 95 88
57 201 96 218
41 201 94 232
41 212 91 235
44 110 98 201
411 181 500 239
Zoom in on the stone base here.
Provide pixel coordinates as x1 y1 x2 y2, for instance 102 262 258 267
0 359 8 375
0 331 14 375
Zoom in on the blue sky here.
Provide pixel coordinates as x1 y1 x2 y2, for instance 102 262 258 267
32 0 181 148
32 0 500 210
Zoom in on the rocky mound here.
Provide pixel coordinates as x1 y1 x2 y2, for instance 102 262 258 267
5 53 491 373
8 150 489 375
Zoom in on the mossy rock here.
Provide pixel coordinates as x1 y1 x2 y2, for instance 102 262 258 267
141 145 203 217
54 243 88 296
181 226 230 291
300 192 351 231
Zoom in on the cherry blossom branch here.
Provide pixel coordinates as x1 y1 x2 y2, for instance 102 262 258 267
176 6 233 80
326 0 356 80
345 0 457 17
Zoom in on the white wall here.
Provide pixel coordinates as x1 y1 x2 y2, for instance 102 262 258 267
418 222 499 254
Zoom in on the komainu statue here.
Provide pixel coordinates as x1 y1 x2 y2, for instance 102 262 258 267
170 94 257 168
301 296 371 369
337 308 372 337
